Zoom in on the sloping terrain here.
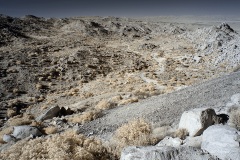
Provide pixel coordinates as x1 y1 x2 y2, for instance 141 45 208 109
81 71 240 139
0 15 240 159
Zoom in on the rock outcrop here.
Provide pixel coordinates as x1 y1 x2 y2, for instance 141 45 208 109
12 125 42 140
178 108 218 136
120 146 218 160
36 105 61 122
201 124 240 160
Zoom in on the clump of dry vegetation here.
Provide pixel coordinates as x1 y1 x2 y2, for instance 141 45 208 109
6 113 34 126
0 129 112 160
174 128 189 140
118 97 138 105
43 126 58 135
68 110 101 124
107 118 165 158
6 108 17 118
152 125 173 140
113 119 153 146
229 108 240 130
95 99 115 110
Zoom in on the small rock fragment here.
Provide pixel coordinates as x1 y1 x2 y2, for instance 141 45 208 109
156 136 182 147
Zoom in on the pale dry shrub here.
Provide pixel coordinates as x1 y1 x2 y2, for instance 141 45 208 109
43 126 58 135
109 119 156 158
110 95 122 103
36 83 43 90
0 129 111 160
118 97 138 105
41 104 48 110
174 128 189 140
95 99 115 110
30 121 43 127
133 90 150 99
0 127 13 143
229 109 240 130
113 119 152 146
164 86 175 93
67 88 79 96
152 126 173 140
68 110 101 124
7 114 34 126
84 92 94 98
7 108 17 118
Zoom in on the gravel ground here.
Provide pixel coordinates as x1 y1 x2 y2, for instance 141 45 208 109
81 71 240 140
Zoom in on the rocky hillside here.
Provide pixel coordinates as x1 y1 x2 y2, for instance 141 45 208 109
0 15 239 159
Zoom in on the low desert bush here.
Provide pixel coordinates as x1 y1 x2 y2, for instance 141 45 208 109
174 128 189 140
152 125 173 140
0 129 112 160
110 95 122 103
108 119 160 158
118 97 138 105
7 108 17 118
95 99 115 110
7 114 34 126
68 110 101 124
113 119 152 146
229 109 240 130
43 126 58 135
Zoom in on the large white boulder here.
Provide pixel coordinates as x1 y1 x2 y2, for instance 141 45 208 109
120 146 218 160
178 108 217 136
201 125 240 160
12 125 42 139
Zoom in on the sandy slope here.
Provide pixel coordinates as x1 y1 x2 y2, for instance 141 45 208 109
81 71 240 140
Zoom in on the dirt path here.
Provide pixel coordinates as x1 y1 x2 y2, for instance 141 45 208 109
80 71 240 140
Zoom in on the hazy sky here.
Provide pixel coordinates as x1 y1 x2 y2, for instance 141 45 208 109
1 0 240 18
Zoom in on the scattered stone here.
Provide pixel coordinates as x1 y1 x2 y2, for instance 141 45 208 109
201 125 240 160
12 125 42 139
178 108 218 136
59 107 74 117
120 146 218 160
3 134 16 143
36 105 61 122
140 43 157 50
156 136 182 147
193 56 201 63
